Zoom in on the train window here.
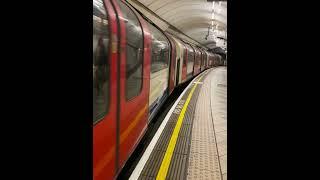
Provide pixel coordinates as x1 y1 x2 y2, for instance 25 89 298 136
193 48 197 63
185 44 194 78
200 51 203 67
194 48 199 66
183 46 187 66
196 49 201 66
118 0 144 100
186 44 194 63
203 52 207 67
148 23 170 73
93 0 110 123
202 51 206 67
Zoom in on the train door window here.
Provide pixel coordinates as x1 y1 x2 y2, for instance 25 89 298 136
198 51 201 65
117 0 144 100
203 52 206 67
176 58 180 85
194 48 198 65
194 48 199 66
200 51 204 67
183 47 187 67
186 45 192 63
199 51 202 66
204 52 207 66
185 44 194 76
93 0 110 123
148 23 169 73
147 22 170 110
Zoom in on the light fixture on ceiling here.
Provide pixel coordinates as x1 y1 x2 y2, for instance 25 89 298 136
205 26 210 40
211 1 215 30
208 1 224 41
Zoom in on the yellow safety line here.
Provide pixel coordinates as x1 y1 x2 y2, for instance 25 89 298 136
156 74 205 180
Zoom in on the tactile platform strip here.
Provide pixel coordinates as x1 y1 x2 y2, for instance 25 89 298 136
188 151 220 173
138 73 205 179
139 175 155 180
141 150 165 178
173 135 190 155
187 168 221 180
166 153 188 180
187 69 224 180
166 79 203 180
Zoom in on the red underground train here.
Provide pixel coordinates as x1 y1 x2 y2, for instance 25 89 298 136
93 0 223 179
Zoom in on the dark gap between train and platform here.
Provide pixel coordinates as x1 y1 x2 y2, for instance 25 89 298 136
117 79 191 180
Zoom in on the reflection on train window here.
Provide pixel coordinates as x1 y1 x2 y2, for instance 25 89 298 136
186 45 194 64
185 44 194 78
93 0 109 123
201 51 206 67
183 46 187 66
148 23 170 73
195 48 201 66
203 52 207 67
118 0 143 100
194 48 198 66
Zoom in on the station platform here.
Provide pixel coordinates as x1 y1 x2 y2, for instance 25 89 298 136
129 67 227 180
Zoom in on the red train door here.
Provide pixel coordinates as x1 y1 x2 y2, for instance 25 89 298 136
112 0 151 174
93 0 118 179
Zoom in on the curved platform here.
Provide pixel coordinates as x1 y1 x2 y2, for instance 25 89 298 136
130 67 227 180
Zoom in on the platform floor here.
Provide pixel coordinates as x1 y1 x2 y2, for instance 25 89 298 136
130 67 227 180
187 67 227 180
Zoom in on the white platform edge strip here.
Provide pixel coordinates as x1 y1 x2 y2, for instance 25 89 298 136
129 69 209 180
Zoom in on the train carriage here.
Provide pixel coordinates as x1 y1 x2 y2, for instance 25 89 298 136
165 33 188 86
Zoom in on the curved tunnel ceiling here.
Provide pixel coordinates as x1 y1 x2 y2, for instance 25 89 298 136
137 0 227 49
